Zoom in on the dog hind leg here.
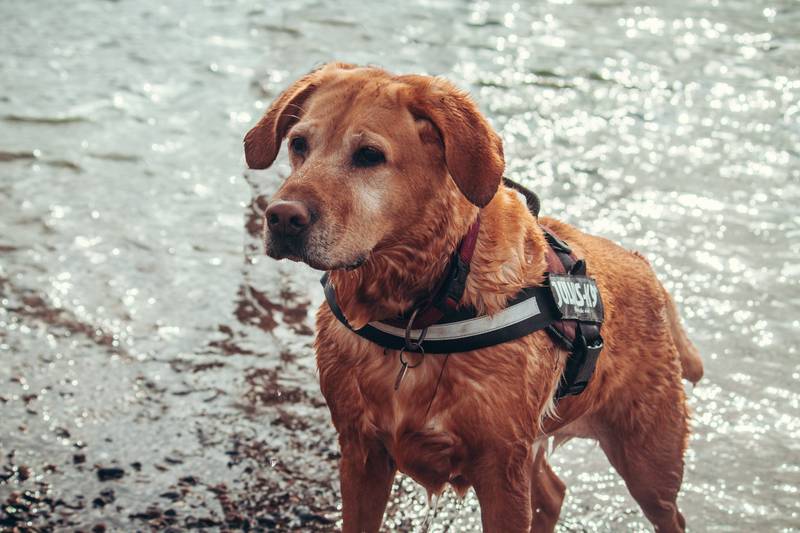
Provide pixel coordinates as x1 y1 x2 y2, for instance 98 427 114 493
596 397 689 533
530 443 565 532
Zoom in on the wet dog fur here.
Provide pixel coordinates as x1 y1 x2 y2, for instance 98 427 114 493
245 62 703 532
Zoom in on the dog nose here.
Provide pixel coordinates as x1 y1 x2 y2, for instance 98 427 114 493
265 200 311 236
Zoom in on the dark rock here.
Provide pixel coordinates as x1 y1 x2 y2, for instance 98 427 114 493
96 467 125 481
184 516 219 528
129 506 162 520
93 488 116 508
178 475 199 486
256 513 277 528
17 465 31 481
159 491 181 501
295 505 334 525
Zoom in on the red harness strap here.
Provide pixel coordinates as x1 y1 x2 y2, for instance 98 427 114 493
541 225 578 342
384 216 481 330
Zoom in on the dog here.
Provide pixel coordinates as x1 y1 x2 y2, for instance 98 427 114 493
244 62 703 532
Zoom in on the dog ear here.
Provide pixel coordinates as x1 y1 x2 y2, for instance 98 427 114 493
402 76 505 207
244 63 355 169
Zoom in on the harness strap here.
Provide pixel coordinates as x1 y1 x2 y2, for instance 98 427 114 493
322 272 561 354
541 226 604 399
382 216 481 330
503 177 540 217
322 272 354 330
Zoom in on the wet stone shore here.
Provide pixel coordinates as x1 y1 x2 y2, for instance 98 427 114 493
0 252 343 531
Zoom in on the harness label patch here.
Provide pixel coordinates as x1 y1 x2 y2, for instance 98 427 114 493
549 274 604 323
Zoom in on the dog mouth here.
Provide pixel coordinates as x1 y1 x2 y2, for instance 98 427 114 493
342 256 366 271
266 239 366 272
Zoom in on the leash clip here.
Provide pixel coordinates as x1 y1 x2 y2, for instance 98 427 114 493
403 307 429 352
394 308 427 391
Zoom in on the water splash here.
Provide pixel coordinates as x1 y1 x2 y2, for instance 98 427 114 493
418 490 441 533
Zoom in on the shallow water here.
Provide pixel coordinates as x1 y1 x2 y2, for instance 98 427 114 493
1 0 798 531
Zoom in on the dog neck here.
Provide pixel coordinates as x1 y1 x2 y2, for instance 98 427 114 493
328 185 548 330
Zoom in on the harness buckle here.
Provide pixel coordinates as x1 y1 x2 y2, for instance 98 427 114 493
440 255 470 311
556 330 603 399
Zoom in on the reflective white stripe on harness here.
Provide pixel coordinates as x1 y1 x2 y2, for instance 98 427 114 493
369 296 542 341
321 272 559 354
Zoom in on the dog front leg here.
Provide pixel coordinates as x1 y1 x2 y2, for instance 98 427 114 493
339 438 396 533
470 444 534 533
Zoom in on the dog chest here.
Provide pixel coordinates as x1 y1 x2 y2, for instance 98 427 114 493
352 352 466 491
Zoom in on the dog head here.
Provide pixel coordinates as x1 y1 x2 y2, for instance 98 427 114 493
245 62 504 271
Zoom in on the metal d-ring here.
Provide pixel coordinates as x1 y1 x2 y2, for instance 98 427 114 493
393 308 428 391
399 346 424 368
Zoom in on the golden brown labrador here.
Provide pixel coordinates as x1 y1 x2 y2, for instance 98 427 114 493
244 62 703 533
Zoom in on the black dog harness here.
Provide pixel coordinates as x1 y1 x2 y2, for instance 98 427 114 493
322 180 605 399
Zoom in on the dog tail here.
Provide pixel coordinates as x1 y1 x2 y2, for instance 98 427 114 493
663 288 704 385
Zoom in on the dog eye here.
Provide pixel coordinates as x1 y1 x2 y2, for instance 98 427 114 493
353 147 385 167
290 136 308 156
